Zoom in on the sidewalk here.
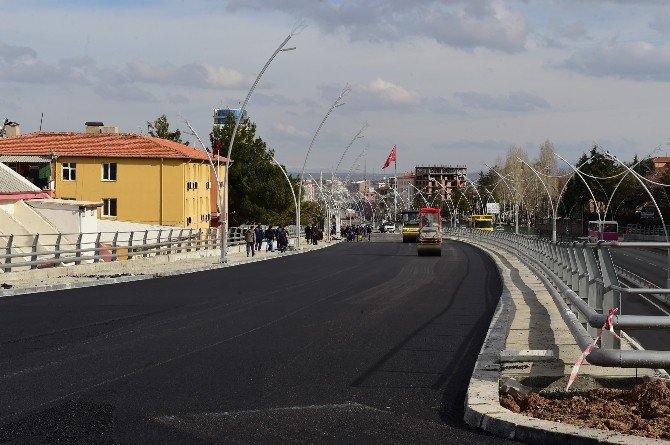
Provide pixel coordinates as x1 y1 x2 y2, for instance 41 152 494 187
0 238 337 297
456 236 668 445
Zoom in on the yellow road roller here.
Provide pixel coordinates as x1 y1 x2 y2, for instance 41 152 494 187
401 210 420 243
417 207 442 256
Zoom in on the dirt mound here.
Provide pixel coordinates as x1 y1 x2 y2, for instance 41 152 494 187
500 380 670 440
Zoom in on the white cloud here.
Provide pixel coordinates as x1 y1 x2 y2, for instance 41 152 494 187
274 122 310 138
125 61 246 89
561 40 670 81
363 78 420 105
0 41 36 63
226 0 529 53
455 91 550 111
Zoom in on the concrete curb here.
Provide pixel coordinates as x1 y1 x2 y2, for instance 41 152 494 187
456 237 669 445
0 240 339 298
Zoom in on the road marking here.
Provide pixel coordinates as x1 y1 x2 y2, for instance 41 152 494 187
638 293 670 316
158 402 372 418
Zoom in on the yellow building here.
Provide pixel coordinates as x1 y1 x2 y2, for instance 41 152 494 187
0 131 227 229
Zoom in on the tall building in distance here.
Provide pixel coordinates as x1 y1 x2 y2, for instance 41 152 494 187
213 108 248 127
414 165 467 201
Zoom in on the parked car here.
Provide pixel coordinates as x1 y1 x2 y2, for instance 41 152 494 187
383 221 396 233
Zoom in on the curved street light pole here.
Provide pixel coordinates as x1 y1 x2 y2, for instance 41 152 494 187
271 156 299 248
330 124 366 240
517 157 557 242
601 150 670 289
297 86 350 250
219 32 296 263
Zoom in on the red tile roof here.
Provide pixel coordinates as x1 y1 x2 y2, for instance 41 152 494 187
0 132 228 162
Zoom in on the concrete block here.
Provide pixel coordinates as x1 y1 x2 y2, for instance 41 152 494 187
500 350 555 362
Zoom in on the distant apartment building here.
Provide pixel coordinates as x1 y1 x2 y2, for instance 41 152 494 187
0 124 227 229
414 165 467 201
395 172 416 210
302 178 318 202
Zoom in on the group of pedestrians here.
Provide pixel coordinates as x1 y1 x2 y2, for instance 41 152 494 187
244 225 290 257
304 224 323 246
342 224 372 242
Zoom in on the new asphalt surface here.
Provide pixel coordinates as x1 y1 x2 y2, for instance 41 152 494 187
610 248 670 356
0 234 515 444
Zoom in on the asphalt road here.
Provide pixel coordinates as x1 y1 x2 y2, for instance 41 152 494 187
0 234 514 444
610 248 670 353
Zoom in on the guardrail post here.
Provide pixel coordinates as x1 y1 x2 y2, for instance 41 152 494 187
30 234 40 269
567 246 579 291
186 228 193 252
560 245 571 284
597 246 621 349
111 232 119 262
94 232 102 263
54 233 62 262
4 235 13 273
574 245 589 327
74 233 83 265
167 229 173 255
127 232 134 260
142 230 149 258
178 229 184 253
582 246 600 337
156 230 162 255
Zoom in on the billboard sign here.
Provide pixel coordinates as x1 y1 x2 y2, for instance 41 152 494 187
486 202 500 214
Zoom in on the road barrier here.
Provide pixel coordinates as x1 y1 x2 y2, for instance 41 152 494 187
0 226 303 273
446 227 670 369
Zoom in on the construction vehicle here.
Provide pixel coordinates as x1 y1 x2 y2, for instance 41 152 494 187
401 210 420 243
417 207 442 256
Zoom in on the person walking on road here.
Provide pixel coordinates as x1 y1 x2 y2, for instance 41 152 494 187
265 226 275 252
244 227 256 257
305 224 312 245
255 225 264 252
277 226 288 253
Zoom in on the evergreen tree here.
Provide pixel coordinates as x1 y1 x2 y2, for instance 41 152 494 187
148 114 189 145
210 114 299 226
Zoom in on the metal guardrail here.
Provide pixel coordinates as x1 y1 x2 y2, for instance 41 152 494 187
446 227 670 369
626 226 666 236
0 226 303 273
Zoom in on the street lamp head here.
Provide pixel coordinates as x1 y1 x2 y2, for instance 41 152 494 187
280 47 297 51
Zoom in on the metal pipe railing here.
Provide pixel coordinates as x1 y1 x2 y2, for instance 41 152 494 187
0 225 305 273
446 226 670 368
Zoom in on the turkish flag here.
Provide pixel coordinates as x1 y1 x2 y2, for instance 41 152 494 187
382 145 396 169
214 140 221 156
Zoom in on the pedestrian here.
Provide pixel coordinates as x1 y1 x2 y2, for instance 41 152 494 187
305 224 312 245
312 227 319 245
255 225 264 252
278 226 288 252
265 225 275 252
244 227 256 257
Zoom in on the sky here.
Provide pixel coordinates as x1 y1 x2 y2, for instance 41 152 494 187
2 0 670 177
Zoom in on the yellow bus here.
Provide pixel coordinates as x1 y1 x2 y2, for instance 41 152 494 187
470 214 494 231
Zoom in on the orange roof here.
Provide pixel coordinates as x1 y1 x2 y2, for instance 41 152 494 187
0 132 228 162
654 157 670 163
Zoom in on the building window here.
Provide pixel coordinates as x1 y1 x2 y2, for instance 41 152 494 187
102 198 117 217
102 163 117 181
62 163 76 181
